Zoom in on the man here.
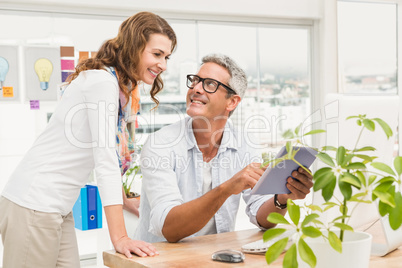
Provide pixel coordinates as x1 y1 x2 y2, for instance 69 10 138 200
135 54 313 243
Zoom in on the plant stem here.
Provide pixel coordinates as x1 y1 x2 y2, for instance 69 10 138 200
352 127 364 152
292 158 313 176
340 198 347 241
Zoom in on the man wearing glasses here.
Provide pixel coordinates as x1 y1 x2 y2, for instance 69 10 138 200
134 54 313 243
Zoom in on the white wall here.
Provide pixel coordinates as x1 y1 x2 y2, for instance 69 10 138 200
1 0 323 20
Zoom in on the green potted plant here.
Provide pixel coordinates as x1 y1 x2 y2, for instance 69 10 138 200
262 114 402 268
123 164 141 199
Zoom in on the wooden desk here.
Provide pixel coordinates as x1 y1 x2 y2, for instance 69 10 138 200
103 229 402 268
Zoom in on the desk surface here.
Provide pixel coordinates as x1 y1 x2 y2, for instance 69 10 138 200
103 229 402 268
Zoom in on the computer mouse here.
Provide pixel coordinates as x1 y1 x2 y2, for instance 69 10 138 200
211 249 245 263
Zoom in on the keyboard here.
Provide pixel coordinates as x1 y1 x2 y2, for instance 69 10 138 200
241 229 296 254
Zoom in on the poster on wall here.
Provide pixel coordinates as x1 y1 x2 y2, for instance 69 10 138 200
24 46 61 101
0 45 19 102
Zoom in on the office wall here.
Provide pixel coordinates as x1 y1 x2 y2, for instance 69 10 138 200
1 0 323 19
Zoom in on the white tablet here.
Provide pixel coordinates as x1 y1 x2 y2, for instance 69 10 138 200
251 146 317 195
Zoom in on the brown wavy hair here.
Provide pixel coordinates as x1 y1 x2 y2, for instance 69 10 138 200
67 12 177 108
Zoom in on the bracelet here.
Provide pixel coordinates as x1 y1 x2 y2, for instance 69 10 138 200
274 194 287 209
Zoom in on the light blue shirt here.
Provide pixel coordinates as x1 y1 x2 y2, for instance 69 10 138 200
134 117 272 242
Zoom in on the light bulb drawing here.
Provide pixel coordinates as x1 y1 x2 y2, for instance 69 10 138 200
34 58 53 91
0 56 9 90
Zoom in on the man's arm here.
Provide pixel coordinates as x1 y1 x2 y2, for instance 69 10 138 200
255 167 313 229
162 162 265 242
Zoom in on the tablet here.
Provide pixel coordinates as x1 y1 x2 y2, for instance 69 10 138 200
251 146 317 195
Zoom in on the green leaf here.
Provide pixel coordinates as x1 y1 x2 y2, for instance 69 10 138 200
363 119 375 131
328 231 342 253
354 146 376 152
368 175 377 185
313 167 332 180
339 179 352 200
355 171 366 187
373 190 395 207
353 154 375 162
323 202 337 211
346 115 360 120
265 237 289 265
298 238 317 268
283 243 298 268
316 152 335 167
378 201 390 217
295 123 302 136
377 176 396 185
283 129 295 139
394 156 402 176
333 223 354 231
371 162 396 176
307 204 323 213
322 178 336 202
344 162 366 170
302 226 322 238
336 146 346 166
288 200 300 225
373 118 393 139
267 212 290 225
302 214 320 227
286 141 292 158
314 170 336 191
342 154 354 166
389 192 402 230
263 228 287 242
303 129 326 136
340 172 361 189
322 146 337 151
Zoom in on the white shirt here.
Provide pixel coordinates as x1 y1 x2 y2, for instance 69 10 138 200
134 117 273 243
196 161 217 236
2 70 123 215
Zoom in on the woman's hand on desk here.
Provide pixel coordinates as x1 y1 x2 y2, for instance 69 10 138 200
114 235 159 258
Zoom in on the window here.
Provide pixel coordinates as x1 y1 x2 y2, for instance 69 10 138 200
338 1 397 94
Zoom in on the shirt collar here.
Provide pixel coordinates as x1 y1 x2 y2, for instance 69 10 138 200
185 117 238 152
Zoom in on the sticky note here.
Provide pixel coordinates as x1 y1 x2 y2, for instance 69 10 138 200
79 51 89 63
61 71 74 82
30 100 40 110
60 46 75 57
2 87 13 97
61 59 75 70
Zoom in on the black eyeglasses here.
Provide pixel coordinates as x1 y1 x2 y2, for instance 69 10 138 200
186 74 237 94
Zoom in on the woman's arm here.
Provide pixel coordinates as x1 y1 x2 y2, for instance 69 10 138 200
104 204 157 258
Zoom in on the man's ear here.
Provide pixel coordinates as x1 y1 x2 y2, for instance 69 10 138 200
226 95 241 113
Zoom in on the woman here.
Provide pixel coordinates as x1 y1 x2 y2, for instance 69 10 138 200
0 12 176 267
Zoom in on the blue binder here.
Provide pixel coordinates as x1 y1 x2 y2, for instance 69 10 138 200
96 187 102 228
72 185 102 230
72 187 88 230
87 185 97 230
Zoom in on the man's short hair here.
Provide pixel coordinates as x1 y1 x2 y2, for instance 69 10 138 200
201 54 247 117
201 54 247 99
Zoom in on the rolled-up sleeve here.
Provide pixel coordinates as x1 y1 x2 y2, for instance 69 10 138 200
243 189 273 230
83 73 122 207
140 137 184 238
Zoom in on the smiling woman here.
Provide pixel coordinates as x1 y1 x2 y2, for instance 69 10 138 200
0 11 177 268
137 33 173 85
